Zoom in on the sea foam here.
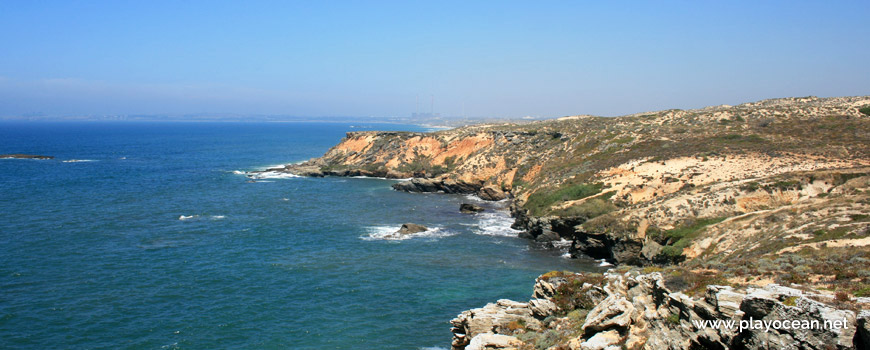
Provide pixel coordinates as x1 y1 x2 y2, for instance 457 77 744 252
473 212 522 237
361 225 454 241
247 171 301 180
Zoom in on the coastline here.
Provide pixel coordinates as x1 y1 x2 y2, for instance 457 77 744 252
256 96 870 349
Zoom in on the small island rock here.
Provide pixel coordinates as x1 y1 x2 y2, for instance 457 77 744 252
0 154 54 159
396 223 428 235
460 203 485 214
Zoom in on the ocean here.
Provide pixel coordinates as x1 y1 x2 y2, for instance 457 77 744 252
0 121 601 349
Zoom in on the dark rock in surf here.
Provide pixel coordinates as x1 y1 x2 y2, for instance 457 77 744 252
460 203 485 214
396 223 428 235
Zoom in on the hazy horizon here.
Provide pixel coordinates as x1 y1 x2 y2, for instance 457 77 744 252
2 1 868 119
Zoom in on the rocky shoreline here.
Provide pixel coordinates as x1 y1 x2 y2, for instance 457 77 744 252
450 271 869 350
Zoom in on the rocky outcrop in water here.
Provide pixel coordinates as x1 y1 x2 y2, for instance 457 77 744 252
460 203 485 214
0 154 54 159
396 223 428 235
451 272 869 350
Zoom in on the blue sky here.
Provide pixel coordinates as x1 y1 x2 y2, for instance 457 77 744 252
1 1 868 118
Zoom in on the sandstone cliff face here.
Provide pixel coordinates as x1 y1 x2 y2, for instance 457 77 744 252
277 96 870 203
450 271 869 350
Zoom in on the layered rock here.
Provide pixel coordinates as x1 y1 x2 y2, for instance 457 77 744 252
451 272 868 350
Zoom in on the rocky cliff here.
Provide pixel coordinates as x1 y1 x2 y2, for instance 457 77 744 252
260 96 870 348
264 96 869 283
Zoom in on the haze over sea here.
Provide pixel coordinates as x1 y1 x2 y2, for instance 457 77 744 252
0 121 600 349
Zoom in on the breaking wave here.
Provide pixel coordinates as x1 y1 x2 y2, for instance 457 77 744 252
232 170 302 180
361 225 455 241
178 215 226 221
473 212 521 237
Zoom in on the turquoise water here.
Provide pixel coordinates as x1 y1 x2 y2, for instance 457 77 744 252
0 122 600 349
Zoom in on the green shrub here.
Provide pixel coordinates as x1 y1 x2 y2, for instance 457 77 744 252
551 197 617 219
655 217 726 262
740 181 760 192
859 106 870 116
665 217 727 242
525 182 603 215
764 180 801 192
535 330 561 350
552 273 605 312
566 309 589 326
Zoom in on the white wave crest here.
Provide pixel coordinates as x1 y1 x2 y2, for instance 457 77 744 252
473 212 521 237
179 215 225 221
598 259 614 267
231 170 245 175
62 159 96 163
248 171 301 180
361 225 455 241
551 239 572 249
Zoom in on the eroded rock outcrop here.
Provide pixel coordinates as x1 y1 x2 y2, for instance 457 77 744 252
460 203 485 214
396 223 428 235
451 272 867 350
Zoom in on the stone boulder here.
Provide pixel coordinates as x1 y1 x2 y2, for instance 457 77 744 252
568 329 622 350
450 299 543 350
396 223 428 235
582 294 636 332
460 203 485 214
856 311 870 349
478 185 507 201
465 333 524 350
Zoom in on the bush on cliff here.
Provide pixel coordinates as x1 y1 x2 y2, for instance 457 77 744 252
551 273 606 312
654 217 726 263
525 182 603 216
551 198 617 220
860 105 870 116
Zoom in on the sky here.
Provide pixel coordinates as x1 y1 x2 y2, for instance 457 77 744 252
1 1 868 119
